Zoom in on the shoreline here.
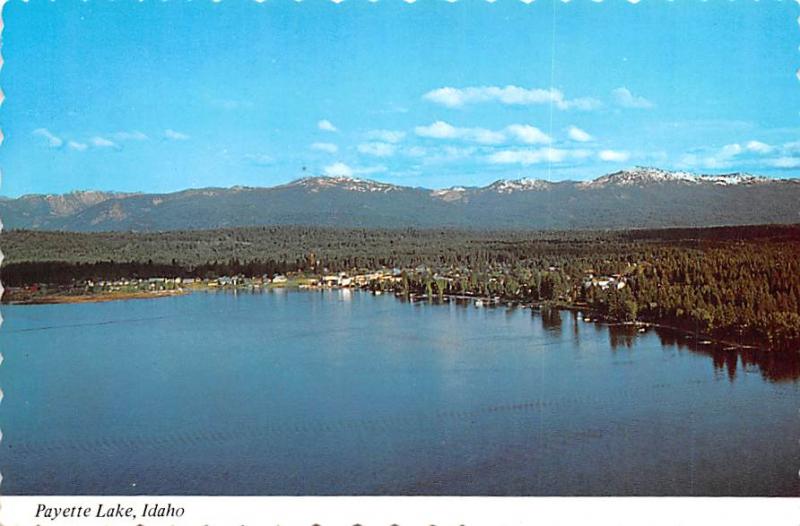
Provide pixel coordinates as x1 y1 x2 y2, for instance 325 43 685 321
431 294 764 352
0 285 776 352
3 289 188 305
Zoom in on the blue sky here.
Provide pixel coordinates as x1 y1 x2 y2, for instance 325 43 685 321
1 0 798 196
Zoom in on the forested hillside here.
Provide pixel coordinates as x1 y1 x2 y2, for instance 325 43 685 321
2 224 800 351
2 169 800 231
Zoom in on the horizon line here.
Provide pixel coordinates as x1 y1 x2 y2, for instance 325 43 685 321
3 166 799 199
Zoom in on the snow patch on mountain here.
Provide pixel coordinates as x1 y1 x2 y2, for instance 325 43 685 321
289 176 400 193
486 178 553 194
431 186 469 202
578 167 769 188
696 173 769 186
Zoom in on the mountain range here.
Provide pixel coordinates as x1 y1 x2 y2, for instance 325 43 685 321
2 167 798 232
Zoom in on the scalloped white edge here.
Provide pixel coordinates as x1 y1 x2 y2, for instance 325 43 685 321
0 0 5 500
0 0 4 508
0 0 797 501
12 0 797 3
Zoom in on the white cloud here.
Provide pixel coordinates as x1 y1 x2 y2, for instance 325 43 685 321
419 146 478 164
561 97 603 111
567 125 593 142
323 162 386 177
311 142 339 154
612 87 654 109
414 121 550 145
32 128 63 148
423 85 601 111
678 154 718 170
405 146 427 157
570 149 594 160
90 136 119 149
324 162 353 177
487 150 539 165
164 129 190 140
505 124 552 144
679 142 757 170
366 129 406 143
317 119 338 132
718 143 742 158
113 130 149 141
768 157 800 169
357 142 397 157
470 128 506 144
745 140 772 154
598 149 630 162
678 140 799 171
488 147 574 165
414 121 504 144
415 121 459 139
67 141 88 152
781 141 800 153
767 142 800 169
680 143 743 169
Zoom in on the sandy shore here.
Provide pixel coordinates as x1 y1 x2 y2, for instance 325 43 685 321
4 289 188 305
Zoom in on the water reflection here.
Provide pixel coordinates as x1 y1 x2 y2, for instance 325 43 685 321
540 306 562 332
323 290 800 383
608 324 636 350
571 311 581 343
2 290 798 496
653 327 800 383
171 290 800 383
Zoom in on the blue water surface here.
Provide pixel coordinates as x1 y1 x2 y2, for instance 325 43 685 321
1 290 797 495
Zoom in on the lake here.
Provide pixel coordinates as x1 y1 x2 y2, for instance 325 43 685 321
1 289 798 495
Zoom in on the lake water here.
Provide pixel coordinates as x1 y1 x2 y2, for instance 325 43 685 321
1 290 798 495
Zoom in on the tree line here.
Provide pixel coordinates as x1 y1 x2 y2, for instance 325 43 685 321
2 225 799 351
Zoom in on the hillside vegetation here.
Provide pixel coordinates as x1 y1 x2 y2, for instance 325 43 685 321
2 224 800 351
2 169 800 231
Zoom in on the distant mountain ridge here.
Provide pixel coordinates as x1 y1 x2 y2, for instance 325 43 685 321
2 167 798 232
